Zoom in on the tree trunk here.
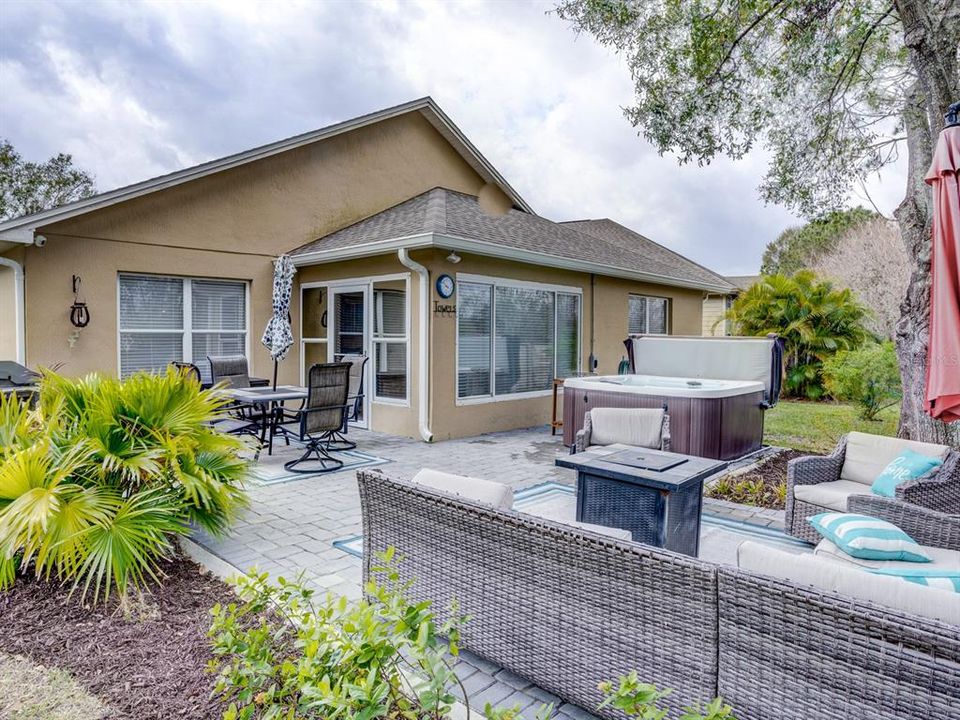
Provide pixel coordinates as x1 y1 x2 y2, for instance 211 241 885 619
892 0 960 446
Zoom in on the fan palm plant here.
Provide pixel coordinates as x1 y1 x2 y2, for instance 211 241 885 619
0 368 249 602
724 271 869 399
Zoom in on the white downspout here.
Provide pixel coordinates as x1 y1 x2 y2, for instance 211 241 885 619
0 257 25 364
397 248 433 442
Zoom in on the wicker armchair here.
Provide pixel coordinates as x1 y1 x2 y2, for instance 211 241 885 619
847 494 960 551
786 432 959 542
573 407 670 454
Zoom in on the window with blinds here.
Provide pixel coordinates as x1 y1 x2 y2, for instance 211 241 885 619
457 279 581 400
628 294 669 335
372 287 408 402
118 274 247 380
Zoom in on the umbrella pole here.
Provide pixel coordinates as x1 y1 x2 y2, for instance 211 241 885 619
273 360 278 390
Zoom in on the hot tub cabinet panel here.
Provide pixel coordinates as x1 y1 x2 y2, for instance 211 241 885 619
562 385 766 460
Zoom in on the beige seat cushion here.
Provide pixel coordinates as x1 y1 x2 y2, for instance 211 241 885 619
815 538 960 573
793 480 869 512
590 407 664 449
840 431 950 485
737 541 960 624
411 468 513 510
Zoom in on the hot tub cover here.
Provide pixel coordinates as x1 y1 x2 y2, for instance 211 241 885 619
624 335 782 407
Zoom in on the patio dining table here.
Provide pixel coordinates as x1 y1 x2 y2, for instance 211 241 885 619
221 385 307 455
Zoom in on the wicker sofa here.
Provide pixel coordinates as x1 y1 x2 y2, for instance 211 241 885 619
357 470 960 720
785 431 960 542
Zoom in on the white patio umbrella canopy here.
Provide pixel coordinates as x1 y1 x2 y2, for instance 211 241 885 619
261 255 297 388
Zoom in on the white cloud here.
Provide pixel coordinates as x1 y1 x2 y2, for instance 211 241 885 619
0 0 906 275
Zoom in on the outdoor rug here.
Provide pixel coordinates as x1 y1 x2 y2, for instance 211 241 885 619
332 480 810 564
249 448 388 486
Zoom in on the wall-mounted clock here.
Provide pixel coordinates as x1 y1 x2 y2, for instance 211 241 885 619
436 274 455 299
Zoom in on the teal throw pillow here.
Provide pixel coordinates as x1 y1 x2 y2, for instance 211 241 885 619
871 450 943 497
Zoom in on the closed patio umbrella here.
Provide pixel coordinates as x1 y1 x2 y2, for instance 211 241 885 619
924 103 960 423
261 254 297 390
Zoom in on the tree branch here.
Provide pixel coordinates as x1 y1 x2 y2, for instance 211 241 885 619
707 0 789 83
826 5 896 110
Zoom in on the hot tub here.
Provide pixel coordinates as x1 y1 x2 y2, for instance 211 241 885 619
563 335 782 460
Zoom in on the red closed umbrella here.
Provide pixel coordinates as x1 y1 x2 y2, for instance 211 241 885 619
924 107 960 423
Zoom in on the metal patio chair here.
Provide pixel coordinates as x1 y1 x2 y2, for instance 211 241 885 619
272 362 352 474
327 353 368 451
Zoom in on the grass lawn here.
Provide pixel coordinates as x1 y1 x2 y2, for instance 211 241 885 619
764 400 899 454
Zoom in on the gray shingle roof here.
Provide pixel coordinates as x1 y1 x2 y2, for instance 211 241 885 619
560 219 733 290
290 188 734 291
726 275 761 290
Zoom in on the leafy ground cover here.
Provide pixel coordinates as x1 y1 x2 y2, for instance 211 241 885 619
0 556 233 720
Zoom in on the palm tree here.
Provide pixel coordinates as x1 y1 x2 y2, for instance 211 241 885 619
0 368 249 602
724 271 869 399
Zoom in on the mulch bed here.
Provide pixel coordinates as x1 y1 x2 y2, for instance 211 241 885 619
0 556 234 719
706 448 813 509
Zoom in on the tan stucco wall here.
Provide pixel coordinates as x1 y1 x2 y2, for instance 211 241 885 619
16 111 490 400
295 252 424 438
422 250 706 441
591 275 704 375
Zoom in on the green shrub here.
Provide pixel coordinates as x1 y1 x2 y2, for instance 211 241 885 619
723 271 869 399
0 368 249 601
209 549 470 720
209 552 736 720
822 342 901 420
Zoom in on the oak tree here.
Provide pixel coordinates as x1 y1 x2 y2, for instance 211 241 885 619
556 0 959 443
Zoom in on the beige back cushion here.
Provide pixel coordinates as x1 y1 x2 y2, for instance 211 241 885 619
840 431 950 485
628 336 775 398
590 407 664 449
412 468 513 510
737 541 960 624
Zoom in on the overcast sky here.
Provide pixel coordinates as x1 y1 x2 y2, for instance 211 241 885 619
0 0 906 275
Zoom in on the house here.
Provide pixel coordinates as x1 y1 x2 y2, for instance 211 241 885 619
702 274 760 336
0 97 734 441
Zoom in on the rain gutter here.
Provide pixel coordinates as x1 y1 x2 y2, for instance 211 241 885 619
397 248 433 442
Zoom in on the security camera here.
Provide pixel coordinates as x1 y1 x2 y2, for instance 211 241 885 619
34 235 47 247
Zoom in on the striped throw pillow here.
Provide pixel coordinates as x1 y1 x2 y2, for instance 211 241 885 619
807 513 931 562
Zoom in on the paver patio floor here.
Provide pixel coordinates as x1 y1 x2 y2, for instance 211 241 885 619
190 425 786 720
192 425 784 599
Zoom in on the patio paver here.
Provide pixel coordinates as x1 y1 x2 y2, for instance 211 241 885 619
191 425 785 719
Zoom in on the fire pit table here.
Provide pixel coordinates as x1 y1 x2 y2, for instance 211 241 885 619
556 444 726 556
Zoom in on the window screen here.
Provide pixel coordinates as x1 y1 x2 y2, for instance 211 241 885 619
457 282 493 398
118 275 247 379
494 286 554 395
628 294 669 335
457 280 580 399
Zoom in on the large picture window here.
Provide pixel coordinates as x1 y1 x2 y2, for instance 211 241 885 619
119 274 247 381
628 294 669 335
457 278 581 400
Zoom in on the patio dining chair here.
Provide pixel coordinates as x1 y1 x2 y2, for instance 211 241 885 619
272 362 352 474
328 353 368 451
169 360 262 442
170 361 202 385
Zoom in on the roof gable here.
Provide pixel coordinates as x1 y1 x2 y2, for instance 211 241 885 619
0 97 531 242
